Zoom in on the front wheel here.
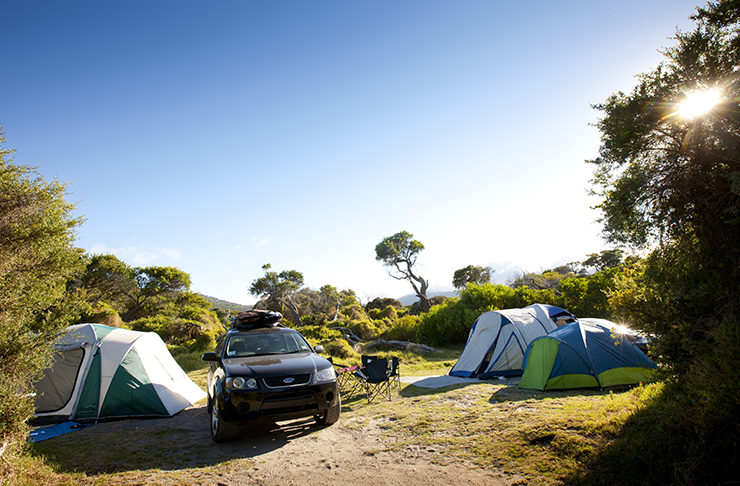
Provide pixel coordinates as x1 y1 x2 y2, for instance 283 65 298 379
211 395 236 443
315 397 341 425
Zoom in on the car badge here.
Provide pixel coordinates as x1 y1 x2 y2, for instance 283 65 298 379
283 377 295 384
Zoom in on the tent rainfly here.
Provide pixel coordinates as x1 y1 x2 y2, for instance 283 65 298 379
449 304 575 378
33 323 206 422
518 319 658 391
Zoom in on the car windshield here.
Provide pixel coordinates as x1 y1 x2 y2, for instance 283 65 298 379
225 330 312 357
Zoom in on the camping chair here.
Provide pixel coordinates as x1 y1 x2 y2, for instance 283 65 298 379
387 356 401 390
361 354 378 368
356 357 392 403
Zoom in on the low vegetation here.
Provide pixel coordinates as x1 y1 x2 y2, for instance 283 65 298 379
21 351 665 486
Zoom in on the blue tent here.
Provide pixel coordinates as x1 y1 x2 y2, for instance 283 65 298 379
519 319 658 390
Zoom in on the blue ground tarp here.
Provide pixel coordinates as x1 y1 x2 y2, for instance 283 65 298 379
29 421 90 442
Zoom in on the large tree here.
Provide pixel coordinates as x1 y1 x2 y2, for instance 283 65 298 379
589 2 740 316
375 231 431 312
587 3 740 482
590 3 740 313
249 264 304 325
0 127 84 469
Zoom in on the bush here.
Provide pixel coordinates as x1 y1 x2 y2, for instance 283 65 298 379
0 132 84 478
297 325 344 342
322 339 358 361
381 315 422 342
83 301 123 328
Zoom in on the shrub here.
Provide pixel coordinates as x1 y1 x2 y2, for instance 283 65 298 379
83 301 123 328
322 339 358 361
381 315 422 342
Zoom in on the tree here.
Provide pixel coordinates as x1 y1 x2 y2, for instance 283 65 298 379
74 253 134 309
589 6 740 309
587 3 740 481
0 126 84 468
507 267 575 292
581 249 624 272
120 266 191 321
452 265 493 290
249 264 304 325
375 231 431 312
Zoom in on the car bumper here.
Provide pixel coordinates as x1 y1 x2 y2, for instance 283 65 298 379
218 381 339 423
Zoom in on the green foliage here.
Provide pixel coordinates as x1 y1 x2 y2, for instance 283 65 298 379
582 2 740 482
249 263 304 324
365 297 404 311
419 283 560 345
452 265 493 290
368 306 398 320
0 127 84 469
81 301 124 328
582 249 624 272
559 267 622 318
322 339 357 361
295 325 344 342
381 315 423 342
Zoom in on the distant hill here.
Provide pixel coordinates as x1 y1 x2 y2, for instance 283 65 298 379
198 294 252 313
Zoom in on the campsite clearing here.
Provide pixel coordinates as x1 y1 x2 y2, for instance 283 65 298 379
30 374 662 486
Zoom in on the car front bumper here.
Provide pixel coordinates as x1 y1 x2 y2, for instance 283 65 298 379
218 381 339 423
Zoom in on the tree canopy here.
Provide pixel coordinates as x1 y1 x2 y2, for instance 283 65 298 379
249 263 305 325
452 265 493 290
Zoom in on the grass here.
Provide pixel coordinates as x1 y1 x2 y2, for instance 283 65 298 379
18 345 667 486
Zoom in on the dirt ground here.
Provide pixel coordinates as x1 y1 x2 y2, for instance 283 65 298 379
63 400 525 486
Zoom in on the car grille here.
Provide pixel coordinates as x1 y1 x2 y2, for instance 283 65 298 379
263 373 312 388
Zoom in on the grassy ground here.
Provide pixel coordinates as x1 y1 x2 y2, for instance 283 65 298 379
17 346 661 486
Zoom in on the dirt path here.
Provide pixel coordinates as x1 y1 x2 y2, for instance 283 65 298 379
69 402 522 486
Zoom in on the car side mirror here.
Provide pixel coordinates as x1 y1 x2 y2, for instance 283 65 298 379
314 345 324 354
201 352 219 362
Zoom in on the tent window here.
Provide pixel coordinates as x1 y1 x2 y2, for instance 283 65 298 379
34 347 86 413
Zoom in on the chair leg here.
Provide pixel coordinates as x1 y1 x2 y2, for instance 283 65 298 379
366 380 392 403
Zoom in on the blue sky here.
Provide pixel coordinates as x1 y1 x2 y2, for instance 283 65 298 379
2 1 701 305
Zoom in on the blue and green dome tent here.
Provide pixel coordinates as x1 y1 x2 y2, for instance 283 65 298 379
519 319 658 391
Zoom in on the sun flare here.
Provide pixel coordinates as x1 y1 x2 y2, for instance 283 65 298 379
677 89 721 118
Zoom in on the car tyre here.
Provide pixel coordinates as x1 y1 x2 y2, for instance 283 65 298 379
314 396 341 425
211 394 236 443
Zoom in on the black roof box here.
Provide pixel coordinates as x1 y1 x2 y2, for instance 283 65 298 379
232 310 283 330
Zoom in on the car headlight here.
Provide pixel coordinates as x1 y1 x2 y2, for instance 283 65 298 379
315 366 336 384
226 377 258 390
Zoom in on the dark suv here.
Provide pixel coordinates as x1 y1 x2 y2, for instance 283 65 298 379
202 321 340 442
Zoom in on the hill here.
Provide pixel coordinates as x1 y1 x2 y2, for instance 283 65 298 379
198 294 252 313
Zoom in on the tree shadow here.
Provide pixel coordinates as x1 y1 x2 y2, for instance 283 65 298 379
31 404 332 474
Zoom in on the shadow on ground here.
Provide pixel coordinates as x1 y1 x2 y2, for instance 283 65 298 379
31 404 330 474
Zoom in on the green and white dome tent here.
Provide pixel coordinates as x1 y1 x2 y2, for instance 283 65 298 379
33 323 206 422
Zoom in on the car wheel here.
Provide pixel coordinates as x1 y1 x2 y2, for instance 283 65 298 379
314 396 341 425
211 396 236 443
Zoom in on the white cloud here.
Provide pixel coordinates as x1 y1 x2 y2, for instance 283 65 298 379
252 237 271 248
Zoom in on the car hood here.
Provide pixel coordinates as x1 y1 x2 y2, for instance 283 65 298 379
222 352 331 378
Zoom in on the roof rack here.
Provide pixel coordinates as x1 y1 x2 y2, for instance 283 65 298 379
231 310 283 330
